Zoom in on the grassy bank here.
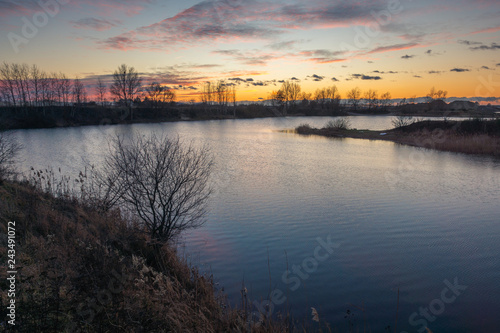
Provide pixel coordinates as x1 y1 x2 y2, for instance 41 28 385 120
0 179 290 332
295 119 500 156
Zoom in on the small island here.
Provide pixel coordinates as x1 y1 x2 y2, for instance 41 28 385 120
294 117 500 156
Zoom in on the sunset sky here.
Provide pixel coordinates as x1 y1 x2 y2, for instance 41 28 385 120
1 0 499 102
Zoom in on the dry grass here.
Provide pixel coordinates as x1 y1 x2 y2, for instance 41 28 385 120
295 119 500 157
0 180 290 332
401 131 500 156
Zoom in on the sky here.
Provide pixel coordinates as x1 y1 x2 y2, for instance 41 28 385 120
0 0 499 102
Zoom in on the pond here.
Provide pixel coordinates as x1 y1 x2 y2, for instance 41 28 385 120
11 116 500 332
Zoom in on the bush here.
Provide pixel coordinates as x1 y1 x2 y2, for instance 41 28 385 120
296 123 312 133
324 117 351 130
392 115 415 129
96 134 213 244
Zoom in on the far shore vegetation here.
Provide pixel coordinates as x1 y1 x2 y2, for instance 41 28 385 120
1 62 499 130
295 117 500 156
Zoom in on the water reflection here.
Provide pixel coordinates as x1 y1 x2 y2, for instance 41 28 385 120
11 116 500 332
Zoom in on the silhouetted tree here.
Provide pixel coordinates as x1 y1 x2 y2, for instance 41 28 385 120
145 82 175 108
380 92 392 111
97 134 213 243
364 89 378 111
72 77 87 105
347 87 362 111
95 77 107 106
110 64 142 120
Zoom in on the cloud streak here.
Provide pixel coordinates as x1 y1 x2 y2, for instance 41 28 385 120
470 43 500 50
72 18 121 31
351 74 382 80
99 0 389 51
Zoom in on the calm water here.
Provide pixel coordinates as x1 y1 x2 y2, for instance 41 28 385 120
11 117 500 332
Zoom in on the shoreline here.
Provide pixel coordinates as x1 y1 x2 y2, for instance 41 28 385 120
1 103 498 131
292 121 500 157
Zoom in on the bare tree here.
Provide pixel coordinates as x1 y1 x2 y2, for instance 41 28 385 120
110 64 142 120
392 115 415 129
427 87 436 102
72 77 87 105
314 88 328 109
0 131 22 180
215 80 230 114
55 72 72 106
299 91 311 108
145 82 176 108
230 84 237 117
95 77 107 106
98 134 213 243
29 64 42 107
160 87 175 105
380 92 392 111
200 81 214 108
326 85 341 112
288 82 301 107
0 62 17 106
347 87 362 111
145 82 163 108
436 89 448 100
13 63 31 107
278 80 301 114
364 89 378 111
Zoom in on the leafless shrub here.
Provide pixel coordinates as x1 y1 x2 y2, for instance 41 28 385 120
324 117 351 130
392 115 415 129
97 134 213 243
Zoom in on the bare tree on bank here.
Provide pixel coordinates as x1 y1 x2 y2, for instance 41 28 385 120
0 132 22 180
72 78 87 105
347 87 362 111
110 64 142 120
71 77 87 117
145 82 176 108
380 92 392 111
426 87 448 102
30 64 42 106
95 77 107 107
230 84 237 117
200 81 214 108
0 62 17 106
98 134 213 243
364 89 378 111
275 80 301 114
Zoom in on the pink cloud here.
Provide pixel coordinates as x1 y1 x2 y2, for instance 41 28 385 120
469 26 500 35
72 17 121 31
366 42 421 54
0 0 152 19
98 0 389 51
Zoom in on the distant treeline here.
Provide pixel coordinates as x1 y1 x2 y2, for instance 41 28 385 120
2 62 493 130
0 62 452 111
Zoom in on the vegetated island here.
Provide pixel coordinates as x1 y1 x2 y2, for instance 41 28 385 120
293 117 500 156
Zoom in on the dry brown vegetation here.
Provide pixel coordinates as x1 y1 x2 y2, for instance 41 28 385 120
0 179 290 332
296 118 500 156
